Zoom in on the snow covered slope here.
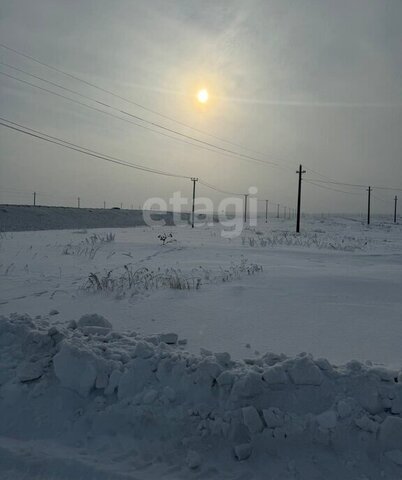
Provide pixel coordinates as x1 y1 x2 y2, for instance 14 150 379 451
0 204 177 232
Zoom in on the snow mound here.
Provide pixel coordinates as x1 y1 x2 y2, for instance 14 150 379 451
1 313 402 479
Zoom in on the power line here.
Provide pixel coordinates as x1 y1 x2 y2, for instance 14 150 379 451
0 44 286 166
2 44 401 205
305 177 402 192
0 118 191 180
198 180 243 196
304 179 364 196
3 43 400 192
0 117 251 198
0 68 288 171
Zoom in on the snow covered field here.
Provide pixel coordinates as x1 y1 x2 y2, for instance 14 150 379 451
0 215 401 479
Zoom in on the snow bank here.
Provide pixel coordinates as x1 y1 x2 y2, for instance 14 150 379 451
0 204 177 232
1 314 402 479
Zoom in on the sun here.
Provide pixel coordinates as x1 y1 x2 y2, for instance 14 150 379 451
197 89 209 104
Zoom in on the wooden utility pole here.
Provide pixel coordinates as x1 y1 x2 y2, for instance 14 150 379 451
244 194 249 224
103 201 106 209
394 195 398 224
77 197 80 208
120 202 123 209
191 177 198 228
276 203 280 219
367 186 372 225
265 200 268 223
33 192 36 206
296 165 306 233
284 206 287 218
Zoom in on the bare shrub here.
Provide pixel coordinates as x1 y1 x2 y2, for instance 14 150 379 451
61 232 115 259
83 258 262 298
242 230 368 251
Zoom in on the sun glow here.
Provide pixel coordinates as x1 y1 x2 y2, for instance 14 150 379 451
197 89 209 104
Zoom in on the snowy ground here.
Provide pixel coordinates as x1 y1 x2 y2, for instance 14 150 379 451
0 215 402 479
1 216 401 366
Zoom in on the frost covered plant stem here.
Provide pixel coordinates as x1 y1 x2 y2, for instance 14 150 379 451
83 259 262 297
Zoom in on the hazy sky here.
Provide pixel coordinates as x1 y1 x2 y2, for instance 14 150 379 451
1 0 401 214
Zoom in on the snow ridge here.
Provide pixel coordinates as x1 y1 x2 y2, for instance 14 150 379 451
1 313 402 479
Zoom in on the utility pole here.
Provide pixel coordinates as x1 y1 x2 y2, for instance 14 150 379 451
191 177 198 228
296 164 306 233
394 195 398 224
33 192 36 206
103 201 106 209
276 203 280 219
77 197 80 208
284 206 287 218
244 194 249 224
120 202 123 209
367 186 372 225
265 200 269 223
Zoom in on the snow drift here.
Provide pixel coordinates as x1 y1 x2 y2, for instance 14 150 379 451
1 313 402 479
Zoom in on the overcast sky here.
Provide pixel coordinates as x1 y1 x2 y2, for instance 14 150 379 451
0 0 401 214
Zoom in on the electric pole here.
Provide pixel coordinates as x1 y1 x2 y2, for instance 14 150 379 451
265 200 269 223
394 195 398 224
296 164 306 233
284 206 287 218
244 194 249 224
277 203 280 219
191 177 198 228
33 192 36 206
103 201 106 209
77 197 80 208
367 186 372 225
120 202 123 209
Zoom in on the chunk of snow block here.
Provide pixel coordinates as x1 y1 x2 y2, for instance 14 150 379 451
53 341 97 397
159 333 178 344
354 415 379 433
186 450 201 469
196 359 222 383
316 410 337 430
385 450 402 466
315 358 333 372
262 365 288 385
215 352 231 366
22 331 53 356
217 370 235 387
77 314 112 330
357 384 382 414
134 341 154 359
143 389 158 404
49 309 59 316
104 369 122 396
337 399 353 419
391 387 402 414
163 386 176 402
242 406 264 433
16 361 44 382
234 443 252 461
288 357 323 385
379 416 402 450
263 407 285 428
233 372 263 398
80 326 111 336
